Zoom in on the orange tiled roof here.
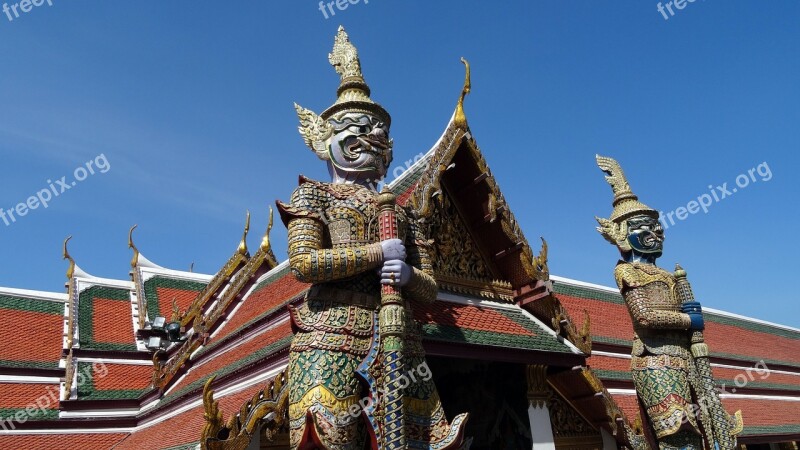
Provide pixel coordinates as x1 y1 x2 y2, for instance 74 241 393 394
0 294 63 370
78 285 136 352
142 276 207 323
555 281 800 368
0 433 128 450
76 362 154 401
164 320 293 402
210 265 308 343
115 382 268 450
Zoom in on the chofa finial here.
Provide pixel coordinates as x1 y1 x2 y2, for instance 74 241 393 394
128 225 139 269
455 58 471 127
260 206 274 252
238 211 251 256
63 236 76 280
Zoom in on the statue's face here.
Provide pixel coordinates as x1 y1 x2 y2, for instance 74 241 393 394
626 215 664 258
326 112 392 180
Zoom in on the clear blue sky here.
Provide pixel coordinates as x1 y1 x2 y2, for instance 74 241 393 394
1 1 797 326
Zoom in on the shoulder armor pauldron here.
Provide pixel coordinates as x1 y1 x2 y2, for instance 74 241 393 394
615 262 675 290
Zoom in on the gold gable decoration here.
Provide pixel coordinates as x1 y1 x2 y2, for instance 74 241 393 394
152 209 278 393
421 191 514 302
201 370 290 450
428 194 489 280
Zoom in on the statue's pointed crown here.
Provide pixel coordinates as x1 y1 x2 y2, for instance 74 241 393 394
321 26 390 125
596 154 658 223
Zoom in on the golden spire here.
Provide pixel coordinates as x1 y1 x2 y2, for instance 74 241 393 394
329 25 363 82
295 26 390 158
595 155 657 223
128 225 140 269
238 211 251 256
321 26 389 123
63 236 76 280
454 58 471 128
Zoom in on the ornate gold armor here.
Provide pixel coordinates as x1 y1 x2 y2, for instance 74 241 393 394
615 262 700 441
278 177 455 450
597 155 740 450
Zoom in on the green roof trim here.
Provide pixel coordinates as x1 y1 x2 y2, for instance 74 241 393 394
594 369 800 392
143 276 208 323
553 281 800 340
592 369 633 382
421 322 573 354
77 388 147 401
249 264 292 294
0 295 63 315
0 360 60 370
740 424 800 437
161 444 199 450
196 293 302 359
0 408 59 423
160 335 293 408
499 308 553 338
593 335 633 347
78 285 137 352
75 362 149 401
389 153 430 196
703 313 800 341
594 335 800 369
553 283 625 305
710 351 800 371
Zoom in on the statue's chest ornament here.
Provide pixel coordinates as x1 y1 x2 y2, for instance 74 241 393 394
324 197 408 246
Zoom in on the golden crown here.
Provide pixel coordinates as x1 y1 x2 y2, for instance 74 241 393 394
294 26 390 160
596 154 658 224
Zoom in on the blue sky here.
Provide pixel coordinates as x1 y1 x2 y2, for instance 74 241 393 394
0 1 797 326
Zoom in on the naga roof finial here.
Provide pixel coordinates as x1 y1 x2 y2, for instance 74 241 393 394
238 211 251 256
128 224 140 269
260 206 274 252
260 206 278 267
455 58 471 128
63 235 76 280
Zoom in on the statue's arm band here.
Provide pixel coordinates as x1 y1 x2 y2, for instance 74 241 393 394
287 217 383 283
624 288 691 330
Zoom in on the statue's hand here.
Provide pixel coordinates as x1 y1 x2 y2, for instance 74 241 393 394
380 239 406 262
681 301 703 314
688 313 705 331
682 302 705 330
380 259 412 287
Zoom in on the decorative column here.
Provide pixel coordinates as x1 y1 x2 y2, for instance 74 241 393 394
526 365 556 450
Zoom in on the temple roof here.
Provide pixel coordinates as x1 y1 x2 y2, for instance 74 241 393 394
0 62 797 449
0 287 66 372
554 274 800 443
